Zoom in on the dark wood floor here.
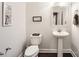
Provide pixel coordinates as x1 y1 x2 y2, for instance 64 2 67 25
38 53 73 57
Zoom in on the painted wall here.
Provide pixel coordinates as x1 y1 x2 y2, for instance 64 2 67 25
0 2 26 57
26 2 71 51
71 3 79 56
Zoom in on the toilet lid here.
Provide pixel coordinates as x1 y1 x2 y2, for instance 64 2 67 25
25 46 39 56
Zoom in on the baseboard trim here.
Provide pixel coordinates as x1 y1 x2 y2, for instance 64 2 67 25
71 43 79 57
70 49 77 57
39 49 77 57
18 49 77 57
39 49 71 53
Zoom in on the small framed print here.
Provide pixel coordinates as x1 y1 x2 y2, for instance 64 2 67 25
73 10 79 25
32 16 42 22
2 2 12 27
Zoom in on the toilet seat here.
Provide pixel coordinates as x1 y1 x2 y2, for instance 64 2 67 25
25 46 39 57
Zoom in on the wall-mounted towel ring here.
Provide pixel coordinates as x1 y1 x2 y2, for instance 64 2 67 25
73 10 79 25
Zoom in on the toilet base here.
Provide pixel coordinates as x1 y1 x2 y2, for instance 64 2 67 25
24 48 39 57
24 52 39 57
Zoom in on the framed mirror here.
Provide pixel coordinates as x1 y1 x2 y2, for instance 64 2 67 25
52 6 65 25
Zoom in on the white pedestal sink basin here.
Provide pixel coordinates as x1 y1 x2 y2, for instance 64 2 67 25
53 30 69 38
52 30 69 57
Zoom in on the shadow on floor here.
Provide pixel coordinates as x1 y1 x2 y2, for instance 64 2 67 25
38 53 73 57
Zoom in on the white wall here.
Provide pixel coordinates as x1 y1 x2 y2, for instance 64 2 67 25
26 2 71 51
0 2 26 57
72 3 79 56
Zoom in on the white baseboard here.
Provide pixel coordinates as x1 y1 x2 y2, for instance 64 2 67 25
70 49 77 57
71 44 79 57
18 49 77 57
39 49 71 53
39 49 77 57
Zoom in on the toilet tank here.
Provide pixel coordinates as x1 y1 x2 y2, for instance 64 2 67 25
30 33 42 45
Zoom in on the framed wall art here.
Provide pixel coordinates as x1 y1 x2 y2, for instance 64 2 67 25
73 10 79 25
32 16 42 22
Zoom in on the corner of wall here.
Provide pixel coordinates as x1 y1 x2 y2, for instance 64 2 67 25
71 43 79 57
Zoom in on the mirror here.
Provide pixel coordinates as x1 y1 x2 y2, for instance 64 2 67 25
52 6 66 25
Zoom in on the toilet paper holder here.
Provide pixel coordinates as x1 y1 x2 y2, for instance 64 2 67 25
0 47 11 55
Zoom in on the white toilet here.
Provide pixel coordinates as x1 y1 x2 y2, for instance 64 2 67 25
24 33 42 57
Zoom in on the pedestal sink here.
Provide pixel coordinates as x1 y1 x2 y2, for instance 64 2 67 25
52 30 69 57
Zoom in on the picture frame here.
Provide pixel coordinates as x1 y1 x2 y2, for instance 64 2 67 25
32 16 42 22
2 2 12 27
73 10 79 25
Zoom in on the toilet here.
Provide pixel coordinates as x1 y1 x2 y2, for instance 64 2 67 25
24 33 42 57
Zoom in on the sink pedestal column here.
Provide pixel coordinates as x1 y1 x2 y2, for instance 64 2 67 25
52 30 69 57
58 38 63 57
